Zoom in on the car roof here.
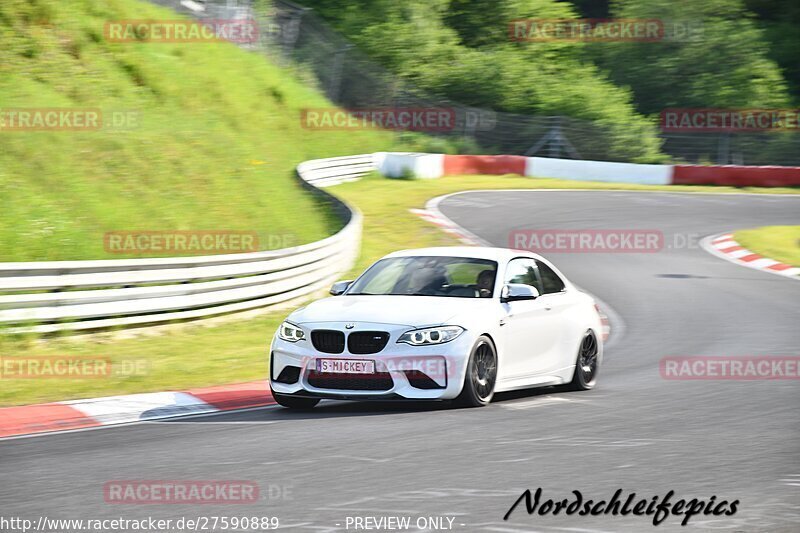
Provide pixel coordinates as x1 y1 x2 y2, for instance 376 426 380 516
383 246 542 263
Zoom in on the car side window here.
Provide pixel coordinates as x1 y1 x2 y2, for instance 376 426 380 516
536 260 565 294
504 258 541 293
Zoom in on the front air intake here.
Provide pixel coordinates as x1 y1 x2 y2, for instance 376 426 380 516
404 370 446 389
307 370 393 391
275 366 301 384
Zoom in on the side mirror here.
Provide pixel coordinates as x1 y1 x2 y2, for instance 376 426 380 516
329 280 353 296
500 283 540 303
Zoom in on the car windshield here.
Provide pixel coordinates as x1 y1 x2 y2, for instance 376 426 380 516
347 256 498 298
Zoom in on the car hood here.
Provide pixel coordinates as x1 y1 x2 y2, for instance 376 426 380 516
288 295 488 328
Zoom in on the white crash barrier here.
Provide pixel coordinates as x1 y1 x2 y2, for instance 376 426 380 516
377 152 445 179
526 157 673 185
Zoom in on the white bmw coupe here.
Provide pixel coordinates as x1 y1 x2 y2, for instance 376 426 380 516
269 247 603 408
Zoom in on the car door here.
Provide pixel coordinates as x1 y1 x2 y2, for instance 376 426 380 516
533 258 574 374
500 258 560 380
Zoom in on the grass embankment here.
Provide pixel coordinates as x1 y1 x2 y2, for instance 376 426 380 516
2 173 798 406
0 0 395 261
734 226 800 267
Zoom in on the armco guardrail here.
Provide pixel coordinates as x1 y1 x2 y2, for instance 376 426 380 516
0 154 376 334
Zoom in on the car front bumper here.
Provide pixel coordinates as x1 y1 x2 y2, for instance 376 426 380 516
269 324 473 401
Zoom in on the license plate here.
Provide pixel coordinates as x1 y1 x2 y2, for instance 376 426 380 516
316 359 375 374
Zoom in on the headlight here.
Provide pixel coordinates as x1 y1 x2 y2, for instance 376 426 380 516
277 321 305 342
397 326 464 346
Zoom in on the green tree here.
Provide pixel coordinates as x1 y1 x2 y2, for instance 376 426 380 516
561 0 611 18
589 0 790 114
744 0 800 102
444 0 515 47
299 0 664 160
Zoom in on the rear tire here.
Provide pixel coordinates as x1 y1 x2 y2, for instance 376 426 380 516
567 330 599 391
272 391 320 409
455 336 497 407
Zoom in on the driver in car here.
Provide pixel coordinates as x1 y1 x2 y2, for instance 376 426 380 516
476 269 495 298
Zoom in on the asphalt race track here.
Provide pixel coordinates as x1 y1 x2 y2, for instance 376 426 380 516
1 190 798 532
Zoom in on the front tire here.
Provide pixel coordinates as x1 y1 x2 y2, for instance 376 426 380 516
272 391 320 409
567 330 599 391
456 336 497 407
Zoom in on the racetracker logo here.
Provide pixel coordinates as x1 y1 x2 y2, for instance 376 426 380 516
509 19 663 42
103 481 259 504
0 108 141 132
660 356 800 380
104 19 258 44
509 230 664 253
0 357 148 379
301 108 456 132
104 231 259 255
0 356 110 379
661 108 800 133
